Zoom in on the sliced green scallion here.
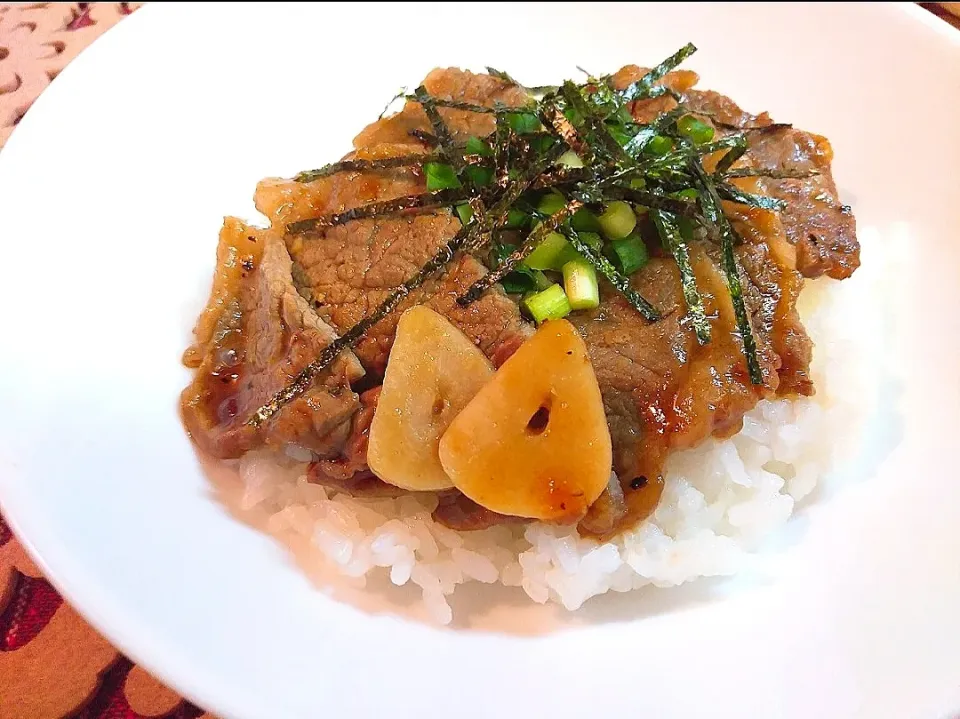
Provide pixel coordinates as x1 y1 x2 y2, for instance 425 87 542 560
524 230 579 270
507 111 542 134
455 202 473 226
677 115 715 145
424 162 462 191
558 150 585 168
523 283 572 323
536 191 567 216
506 208 529 228
562 258 600 310
598 200 637 239
607 234 649 275
572 208 601 232
644 135 674 156
465 136 493 157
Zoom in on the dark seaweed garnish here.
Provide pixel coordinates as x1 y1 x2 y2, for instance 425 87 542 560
652 210 710 343
690 160 763 384
295 154 440 183
286 189 474 234
717 183 786 211
722 167 818 180
619 42 697 102
415 85 461 169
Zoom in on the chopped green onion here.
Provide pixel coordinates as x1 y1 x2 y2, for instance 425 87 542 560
424 162 461 191
507 112 541 134
501 267 551 295
529 135 558 154
532 269 554 290
465 136 493 157
523 283 572 323
677 115 715 144
537 191 567 216
506 208 529 228
524 230 579 270
673 188 700 200
629 177 647 190
455 203 473 226
463 165 494 187
644 135 674 156
607 234 649 275
562 105 583 126
598 200 637 239
558 150 585 168
572 208 601 232
562 258 600 310
501 273 532 295
607 122 638 149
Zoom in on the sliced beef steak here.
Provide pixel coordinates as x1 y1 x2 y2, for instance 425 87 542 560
181 218 364 459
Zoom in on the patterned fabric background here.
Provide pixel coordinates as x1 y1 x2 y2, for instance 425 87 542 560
0 3 956 718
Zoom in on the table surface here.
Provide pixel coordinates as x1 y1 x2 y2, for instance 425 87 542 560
0 3 957 718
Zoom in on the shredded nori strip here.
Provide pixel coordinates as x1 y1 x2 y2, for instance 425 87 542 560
599 186 699 217
286 189 473 234
415 86 461 168
712 139 748 177
651 210 710 343
620 43 697 102
378 88 407 120
722 167 818 180
564 230 660 321
409 129 440 147
718 183 786 211
407 95 493 114
295 154 440 183
485 66 522 87
539 98 595 165
690 160 763 385
533 166 594 190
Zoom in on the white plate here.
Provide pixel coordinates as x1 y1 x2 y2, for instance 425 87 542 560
1 3 959 718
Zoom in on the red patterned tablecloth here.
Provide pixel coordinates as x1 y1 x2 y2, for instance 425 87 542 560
0 3 956 717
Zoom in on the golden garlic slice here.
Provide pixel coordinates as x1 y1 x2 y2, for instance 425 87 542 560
439 319 612 522
368 306 494 491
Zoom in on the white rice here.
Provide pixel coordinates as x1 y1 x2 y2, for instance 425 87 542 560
226 234 885 624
